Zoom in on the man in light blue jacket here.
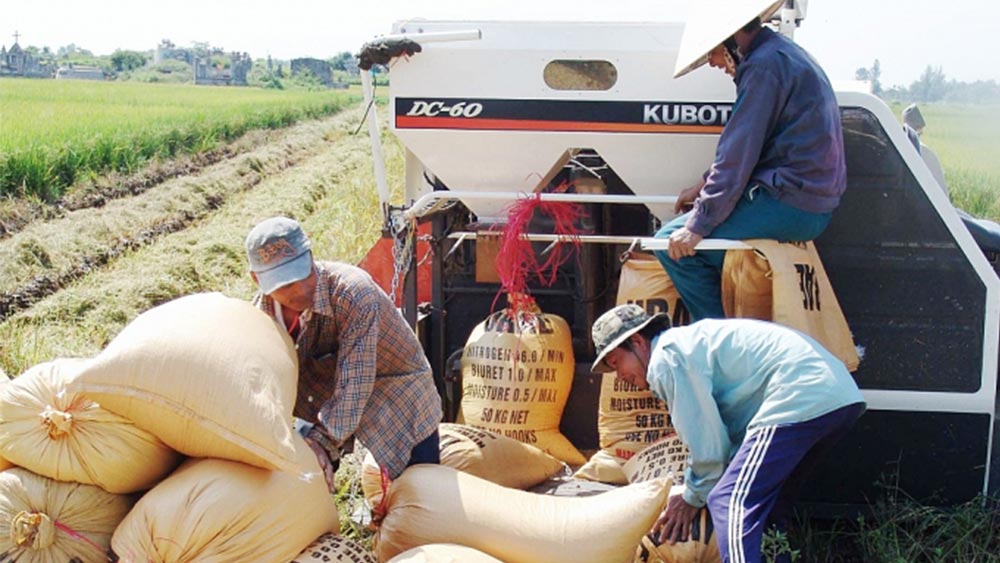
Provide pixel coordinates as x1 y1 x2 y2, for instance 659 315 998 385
591 304 865 563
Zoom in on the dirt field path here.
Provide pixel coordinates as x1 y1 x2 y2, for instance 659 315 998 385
0 102 402 374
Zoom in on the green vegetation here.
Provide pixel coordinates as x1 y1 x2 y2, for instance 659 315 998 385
122 59 193 83
916 104 1000 221
790 490 999 562
0 78 356 200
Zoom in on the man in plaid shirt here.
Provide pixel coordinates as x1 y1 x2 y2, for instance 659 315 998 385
245 216 442 488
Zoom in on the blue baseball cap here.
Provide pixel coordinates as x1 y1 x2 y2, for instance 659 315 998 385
245 217 314 294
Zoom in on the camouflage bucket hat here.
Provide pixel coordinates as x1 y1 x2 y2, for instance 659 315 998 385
590 304 670 373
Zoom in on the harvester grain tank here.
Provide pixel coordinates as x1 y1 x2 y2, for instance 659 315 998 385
357 4 1000 509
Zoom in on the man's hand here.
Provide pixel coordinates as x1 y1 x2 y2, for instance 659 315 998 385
654 494 702 544
304 428 340 492
674 179 705 214
667 227 703 261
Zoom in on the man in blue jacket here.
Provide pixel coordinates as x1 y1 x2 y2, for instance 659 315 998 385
591 304 865 563
654 0 847 321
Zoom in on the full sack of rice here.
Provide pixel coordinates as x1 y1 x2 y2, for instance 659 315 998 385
579 252 682 482
460 306 585 465
375 465 668 563
387 544 505 562
68 292 300 471
633 488 720 563
112 434 338 563
0 369 13 473
290 532 376 563
361 423 566 507
0 467 132 563
0 358 180 493
623 433 689 486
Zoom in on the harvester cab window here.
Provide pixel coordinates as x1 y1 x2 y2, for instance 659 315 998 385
543 60 617 91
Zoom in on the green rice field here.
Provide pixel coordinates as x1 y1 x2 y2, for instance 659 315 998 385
0 78 355 200
892 102 1000 221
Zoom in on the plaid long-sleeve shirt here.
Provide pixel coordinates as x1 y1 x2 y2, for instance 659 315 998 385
255 261 441 478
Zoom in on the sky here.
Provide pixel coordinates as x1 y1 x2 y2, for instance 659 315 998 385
5 0 998 87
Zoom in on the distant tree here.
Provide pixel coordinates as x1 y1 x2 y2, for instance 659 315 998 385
129 59 193 84
210 54 230 69
191 42 215 60
854 59 881 95
57 44 75 58
57 44 93 59
289 68 324 91
910 65 948 102
330 51 353 71
111 50 147 72
943 79 1000 104
247 59 284 89
870 59 882 95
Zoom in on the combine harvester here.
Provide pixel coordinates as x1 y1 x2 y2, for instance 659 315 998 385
357 1 999 510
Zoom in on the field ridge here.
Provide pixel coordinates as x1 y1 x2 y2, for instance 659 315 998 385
0 107 363 322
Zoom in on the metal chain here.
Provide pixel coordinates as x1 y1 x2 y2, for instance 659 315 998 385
389 213 416 304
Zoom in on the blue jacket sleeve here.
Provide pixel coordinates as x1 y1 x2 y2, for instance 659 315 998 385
686 64 783 236
649 344 733 507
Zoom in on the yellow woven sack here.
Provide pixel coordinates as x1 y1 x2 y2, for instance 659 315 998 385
291 533 376 563
361 423 567 507
617 251 689 325
0 358 180 494
623 434 688 486
388 544 505 563
460 308 584 465
374 465 669 563
582 252 680 478
574 449 628 485
112 434 338 563
595 373 674 462
722 241 860 371
0 467 133 563
633 488 720 563
68 292 300 471
0 369 13 473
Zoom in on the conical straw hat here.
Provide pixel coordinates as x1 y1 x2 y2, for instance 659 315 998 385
674 0 785 78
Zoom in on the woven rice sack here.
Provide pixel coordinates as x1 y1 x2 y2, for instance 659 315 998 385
574 448 628 485
581 252 681 480
387 544 505 563
0 358 180 494
0 369 13 472
460 308 584 465
361 423 566 507
633 488 720 563
0 467 132 563
375 465 669 563
722 241 860 371
112 434 338 563
291 532 376 563
68 292 300 471
623 434 688 486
